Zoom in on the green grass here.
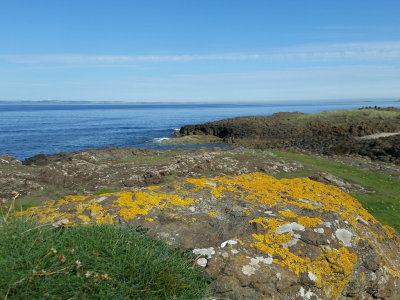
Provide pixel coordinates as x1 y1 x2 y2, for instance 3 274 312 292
15 185 76 211
0 218 213 299
93 188 119 195
289 108 400 125
273 151 400 232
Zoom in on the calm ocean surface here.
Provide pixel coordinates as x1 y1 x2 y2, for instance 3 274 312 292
1 100 399 161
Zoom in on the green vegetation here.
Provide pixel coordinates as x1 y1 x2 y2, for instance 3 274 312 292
93 187 119 195
289 108 400 125
16 185 80 211
0 218 213 299
274 151 400 232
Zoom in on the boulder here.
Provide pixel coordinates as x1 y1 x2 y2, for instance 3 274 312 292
21 172 400 299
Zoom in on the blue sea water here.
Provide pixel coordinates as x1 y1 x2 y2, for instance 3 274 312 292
1 100 399 161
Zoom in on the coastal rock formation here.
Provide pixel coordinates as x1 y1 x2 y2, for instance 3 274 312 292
1 148 302 200
178 109 400 164
21 172 400 299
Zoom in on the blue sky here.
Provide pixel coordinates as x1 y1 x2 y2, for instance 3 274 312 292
0 0 399 102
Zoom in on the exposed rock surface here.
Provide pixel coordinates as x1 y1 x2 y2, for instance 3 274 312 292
178 109 400 164
0 148 302 200
21 173 400 299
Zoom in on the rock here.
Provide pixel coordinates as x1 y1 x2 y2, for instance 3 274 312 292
178 109 400 165
2 147 303 200
308 172 372 194
21 172 400 299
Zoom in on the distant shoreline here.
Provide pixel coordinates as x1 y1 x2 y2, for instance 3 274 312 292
1 98 399 106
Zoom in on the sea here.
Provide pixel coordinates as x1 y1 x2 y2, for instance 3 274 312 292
1 99 399 161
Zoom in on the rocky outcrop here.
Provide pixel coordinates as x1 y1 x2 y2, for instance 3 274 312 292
21 172 400 299
1 148 302 200
178 109 400 164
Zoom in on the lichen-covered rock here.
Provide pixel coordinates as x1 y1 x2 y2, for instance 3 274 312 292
21 172 400 299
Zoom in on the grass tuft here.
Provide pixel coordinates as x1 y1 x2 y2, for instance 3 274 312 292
0 218 213 299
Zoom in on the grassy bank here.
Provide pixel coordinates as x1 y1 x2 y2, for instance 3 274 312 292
274 151 400 232
0 218 213 299
290 108 400 125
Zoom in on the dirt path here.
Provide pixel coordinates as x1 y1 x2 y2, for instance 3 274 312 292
357 132 400 140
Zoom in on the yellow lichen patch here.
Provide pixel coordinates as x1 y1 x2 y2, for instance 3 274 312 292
383 225 395 239
279 210 297 218
251 233 291 255
311 247 357 298
250 232 310 275
95 212 114 225
243 209 251 216
18 171 399 295
207 211 219 216
297 216 322 227
55 195 89 207
78 215 91 223
112 189 197 221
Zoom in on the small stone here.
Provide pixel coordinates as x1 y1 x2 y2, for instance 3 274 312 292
197 258 208 267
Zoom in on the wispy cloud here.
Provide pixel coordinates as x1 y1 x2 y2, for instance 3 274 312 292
0 54 134 64
322 25 400 31
0 53 262 64
270 42 400 61
1 41 399 65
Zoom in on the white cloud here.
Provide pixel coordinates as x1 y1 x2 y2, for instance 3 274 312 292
1 41 399 65
272 42 400 61
0 54 134 64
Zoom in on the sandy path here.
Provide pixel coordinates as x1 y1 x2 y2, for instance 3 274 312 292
357 132 400 140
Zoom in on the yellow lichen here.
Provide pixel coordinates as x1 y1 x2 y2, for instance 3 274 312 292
312 247 357 298
207 211 219 216
19 171 399 298
279 210 297 218
78 215 91 223
297 216 322 227
383 225 395 239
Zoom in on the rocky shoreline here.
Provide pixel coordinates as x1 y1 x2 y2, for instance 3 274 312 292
176 108 400 164
2 108 400 299
0 147 303 202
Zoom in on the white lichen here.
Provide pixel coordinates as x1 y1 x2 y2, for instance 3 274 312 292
242 264 257 276
282 237 300 248
95 196 107 203
335 228 352 247
193 247 215 258
323 221 332 228
356 216 369 225
221 239 238 248
308 271 318 281
297 286 321 300
196 258 208 267
276 222 305 234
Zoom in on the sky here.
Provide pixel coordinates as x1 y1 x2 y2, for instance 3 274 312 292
0 0 399 102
